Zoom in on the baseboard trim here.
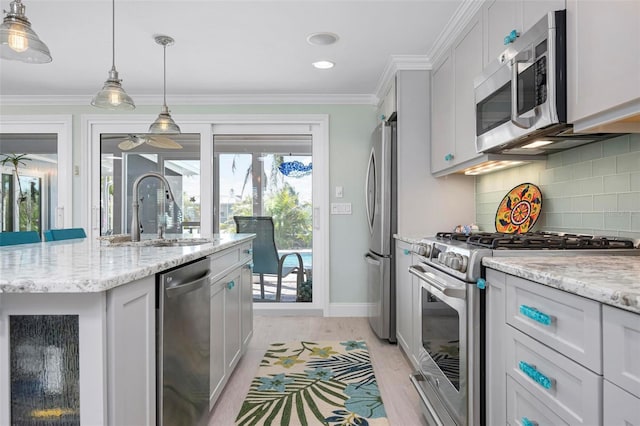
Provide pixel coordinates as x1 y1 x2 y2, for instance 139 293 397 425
327 303 370 317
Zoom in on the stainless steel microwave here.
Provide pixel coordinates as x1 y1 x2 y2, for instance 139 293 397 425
475 10 573 154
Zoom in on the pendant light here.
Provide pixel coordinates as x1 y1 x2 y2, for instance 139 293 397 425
91 0 134 110
0 0 51 63
148 35 180 134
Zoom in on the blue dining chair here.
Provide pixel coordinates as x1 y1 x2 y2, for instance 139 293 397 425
43 228 87 241
0 231 41 246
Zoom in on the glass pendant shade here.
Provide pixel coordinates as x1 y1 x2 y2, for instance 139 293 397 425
149 105 181 134
148 35 180 135
0 0 51 63
91 67 135 110
91 0 134 110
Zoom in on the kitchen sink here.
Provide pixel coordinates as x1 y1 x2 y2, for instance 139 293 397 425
99 235 214 247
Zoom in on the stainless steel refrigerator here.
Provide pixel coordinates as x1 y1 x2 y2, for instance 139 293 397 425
364 118 396 342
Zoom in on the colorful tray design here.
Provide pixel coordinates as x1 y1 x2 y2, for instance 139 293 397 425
495 183 543 233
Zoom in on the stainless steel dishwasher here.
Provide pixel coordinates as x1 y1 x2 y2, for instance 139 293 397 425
157 256 211 426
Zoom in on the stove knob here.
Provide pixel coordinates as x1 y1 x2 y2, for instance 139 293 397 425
459 255 469 273
438 252 446 264
412 244 426 256
423 244 431 257
450 257 461 271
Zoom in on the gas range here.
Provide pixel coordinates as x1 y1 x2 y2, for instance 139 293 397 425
409 231 639 283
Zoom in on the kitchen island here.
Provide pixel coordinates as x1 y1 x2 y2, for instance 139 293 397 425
0 233 255 426
483 255 640 426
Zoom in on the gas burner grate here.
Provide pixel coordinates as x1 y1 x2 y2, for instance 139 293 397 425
463 231 637 250
436 232 472 242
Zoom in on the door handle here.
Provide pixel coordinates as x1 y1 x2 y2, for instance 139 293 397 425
510 52 538 129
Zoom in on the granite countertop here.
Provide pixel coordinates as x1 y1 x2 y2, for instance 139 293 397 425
394 234 428 245
483 256 640 314
0 233 254 294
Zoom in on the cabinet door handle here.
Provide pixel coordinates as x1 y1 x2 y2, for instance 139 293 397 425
246 248 253 255
519 304 552 326
444 153 454 161
403 249 410 255
519 361 553 390
504 29 519 45
227 280 235 290
522 417 538 426
247 263 254 270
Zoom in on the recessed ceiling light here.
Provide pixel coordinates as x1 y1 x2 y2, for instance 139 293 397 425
312 60 335 69
306 32 339 46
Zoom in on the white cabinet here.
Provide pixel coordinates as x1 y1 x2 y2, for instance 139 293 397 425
224 268 242 371
431 12 484 174
107 275 156 426
603 305 640 424
484 0 565 66
208 240 253 409
453 14 484 165
209 278 226 409
485 269 507 426
395 240 414 362
486 267 640 426
431 54 455 173
567 0 640 132
604 380 640 425
241 262 254 349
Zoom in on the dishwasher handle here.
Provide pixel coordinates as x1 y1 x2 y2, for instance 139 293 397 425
165 271 212 298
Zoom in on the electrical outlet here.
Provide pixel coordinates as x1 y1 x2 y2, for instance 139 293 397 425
331 203 352 215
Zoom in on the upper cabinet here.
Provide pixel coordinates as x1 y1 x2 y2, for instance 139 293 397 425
430 1 565 176
431 14 484 174
567 0 640 133
484 0 565 66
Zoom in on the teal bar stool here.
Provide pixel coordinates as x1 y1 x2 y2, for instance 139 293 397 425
0 231 41 246
43 228 87 241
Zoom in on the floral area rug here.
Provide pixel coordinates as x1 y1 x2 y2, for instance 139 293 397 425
235 340 389 426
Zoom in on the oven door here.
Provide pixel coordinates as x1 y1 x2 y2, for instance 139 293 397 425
409 264 467 426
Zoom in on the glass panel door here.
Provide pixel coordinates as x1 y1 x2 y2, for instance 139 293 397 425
214 135 312 303
100 134 201 237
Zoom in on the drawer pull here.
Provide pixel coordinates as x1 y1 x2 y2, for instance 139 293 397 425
521 417 537 426
247 248 253 255
519 304 552 326
403 249 410 255
519 361 553 390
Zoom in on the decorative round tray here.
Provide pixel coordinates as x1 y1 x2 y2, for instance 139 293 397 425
495 183 543 233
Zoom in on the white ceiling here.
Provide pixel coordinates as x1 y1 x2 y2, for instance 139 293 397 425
0 0 472 105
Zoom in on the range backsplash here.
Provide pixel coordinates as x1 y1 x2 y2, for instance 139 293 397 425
475 133 640 240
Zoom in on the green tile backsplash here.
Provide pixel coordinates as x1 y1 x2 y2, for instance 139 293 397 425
475 134 640 240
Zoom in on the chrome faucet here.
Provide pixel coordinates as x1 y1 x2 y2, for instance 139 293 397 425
131 172 176 242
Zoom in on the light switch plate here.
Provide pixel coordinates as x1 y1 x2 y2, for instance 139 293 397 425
331 202 352 214
335 186 344 198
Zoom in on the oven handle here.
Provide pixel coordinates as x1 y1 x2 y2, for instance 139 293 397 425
510 51 538 129
409 265 466 299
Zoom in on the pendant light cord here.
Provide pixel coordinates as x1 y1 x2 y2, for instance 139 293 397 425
111 0 116 69
163 44 167 107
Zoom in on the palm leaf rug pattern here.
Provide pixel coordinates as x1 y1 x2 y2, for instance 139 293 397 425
235 340 389 426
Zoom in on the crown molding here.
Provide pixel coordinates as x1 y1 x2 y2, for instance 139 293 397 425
426 0 485 66
374 54 432 106
0 93 378 107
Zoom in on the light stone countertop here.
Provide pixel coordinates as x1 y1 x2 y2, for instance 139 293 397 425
483 256 640 314
394 234 428 245
0 234 255 294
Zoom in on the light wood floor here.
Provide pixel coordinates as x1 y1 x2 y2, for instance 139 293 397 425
208 316 425 426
